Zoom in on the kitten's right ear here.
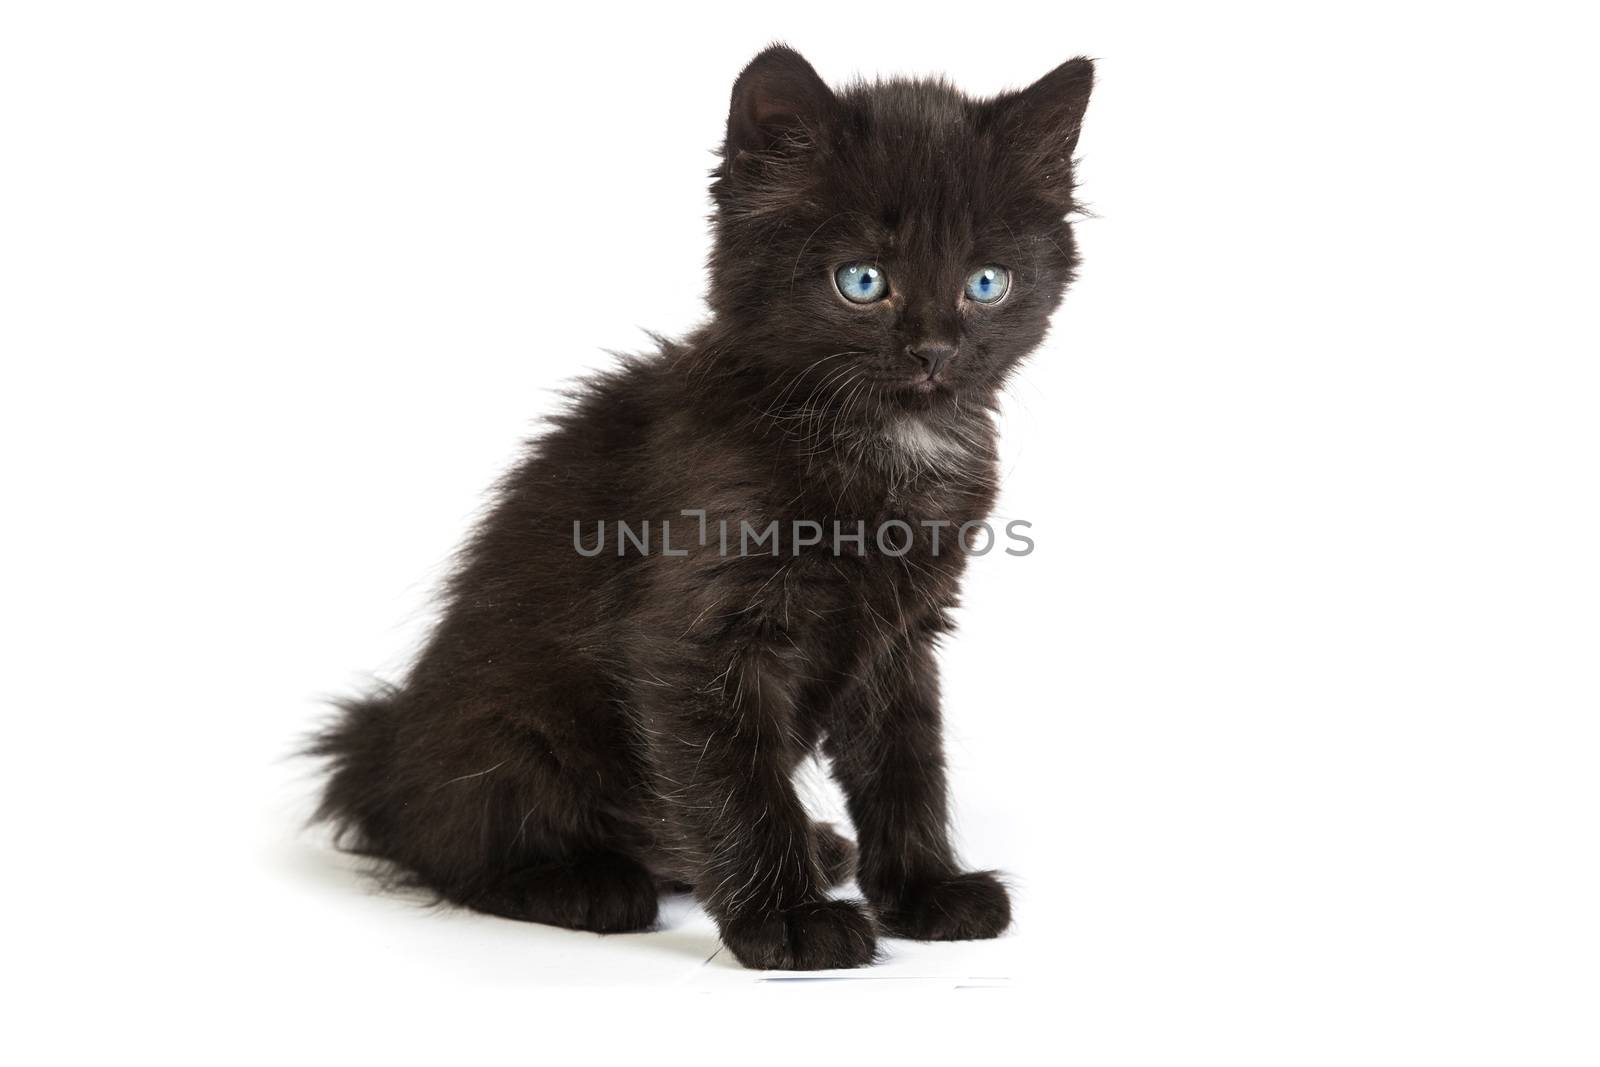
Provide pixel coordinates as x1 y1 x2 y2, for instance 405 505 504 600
725 45 834 169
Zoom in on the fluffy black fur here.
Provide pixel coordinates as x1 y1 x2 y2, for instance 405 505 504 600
312 45 1093 970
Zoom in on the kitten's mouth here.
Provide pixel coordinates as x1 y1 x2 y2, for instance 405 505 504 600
877 375 958 412
869 372 958 407
875 372 948 393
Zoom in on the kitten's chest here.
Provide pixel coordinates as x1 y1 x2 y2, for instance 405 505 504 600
783 541 964 740
772 436 997 685
787 477 987 661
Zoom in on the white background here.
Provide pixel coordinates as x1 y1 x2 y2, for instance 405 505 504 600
3 0 1597 1061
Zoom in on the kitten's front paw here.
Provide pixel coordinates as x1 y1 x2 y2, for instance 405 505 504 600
881 870 1011 941
721 899 880 971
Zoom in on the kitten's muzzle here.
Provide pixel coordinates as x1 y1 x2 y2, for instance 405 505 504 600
906 343 958 380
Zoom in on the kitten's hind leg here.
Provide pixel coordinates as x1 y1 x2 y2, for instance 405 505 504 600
465 850 660 934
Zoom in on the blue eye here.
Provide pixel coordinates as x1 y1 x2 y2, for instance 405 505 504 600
835 263 888 303
965 265 1010 304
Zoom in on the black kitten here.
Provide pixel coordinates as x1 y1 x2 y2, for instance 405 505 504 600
313 45 1093 970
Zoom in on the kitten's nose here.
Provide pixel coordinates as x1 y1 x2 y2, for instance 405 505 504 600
907 343 957 379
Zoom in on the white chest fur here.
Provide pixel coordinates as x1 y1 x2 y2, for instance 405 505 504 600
886 416 968 465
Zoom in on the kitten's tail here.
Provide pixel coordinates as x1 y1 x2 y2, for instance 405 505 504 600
305 686 402 854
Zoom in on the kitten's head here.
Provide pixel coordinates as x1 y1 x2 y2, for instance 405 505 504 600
708 45 1093 423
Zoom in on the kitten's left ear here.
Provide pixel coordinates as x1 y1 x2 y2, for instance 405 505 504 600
1016 57 1095 156
725 44 835 169
989 57 1096 201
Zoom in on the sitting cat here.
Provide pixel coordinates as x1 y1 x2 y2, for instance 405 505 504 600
313 44 1093 970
